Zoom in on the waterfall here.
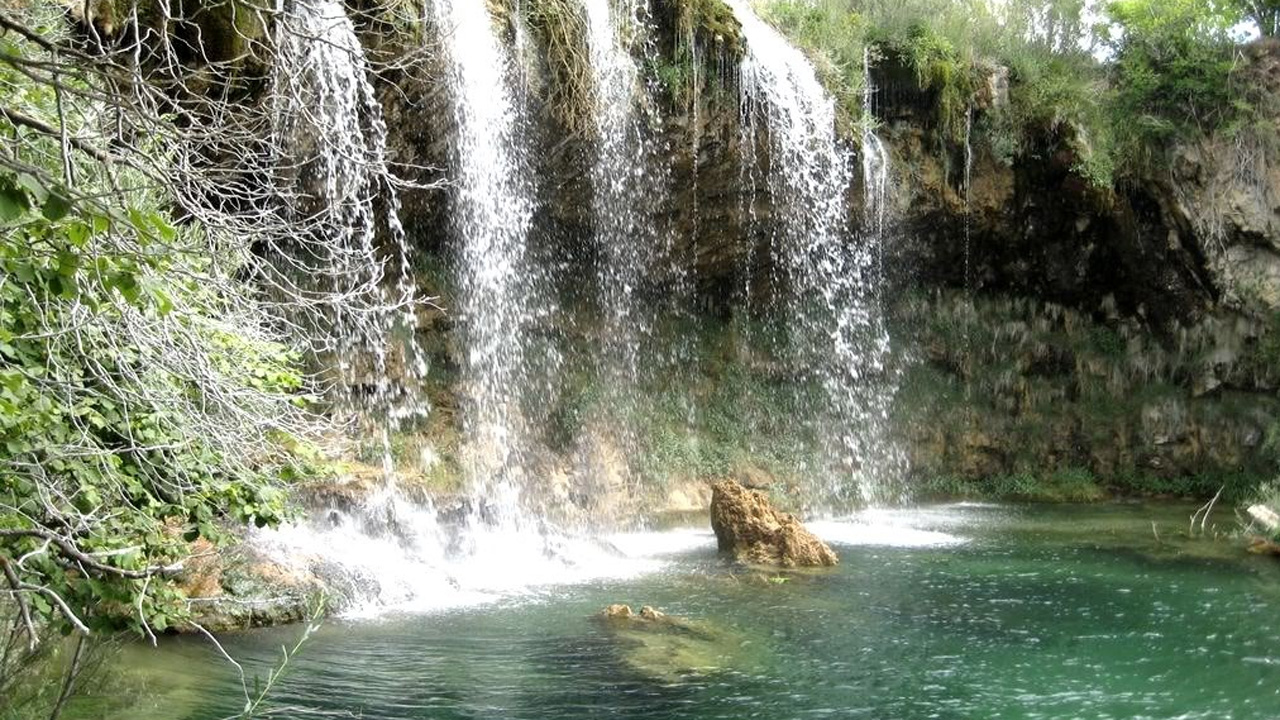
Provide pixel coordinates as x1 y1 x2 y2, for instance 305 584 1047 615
963 104 973 294
861 46 889 251
583 0 665 461
255 0 583 616
270 0 428 467
730 0 902 508
426 0 543 529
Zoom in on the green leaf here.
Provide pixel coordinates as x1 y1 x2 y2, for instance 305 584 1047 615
15 173 48 203
42 188 72 221
0 184 29 221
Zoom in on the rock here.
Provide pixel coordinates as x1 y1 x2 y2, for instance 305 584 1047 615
183 551 319 632
176 538 222 600
601 604 665 622
708 480 838 567
594 604 760 682
1248 537 1280 556
602 603 634 620
639 605 664 621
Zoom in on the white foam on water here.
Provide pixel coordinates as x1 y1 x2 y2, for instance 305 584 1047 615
809 508 971 548
604 528 718 558
252 492 714 618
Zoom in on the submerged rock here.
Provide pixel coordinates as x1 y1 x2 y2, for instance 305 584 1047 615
595 604 754 682
602 603 634 620
709 479 838 567
600 604 666 622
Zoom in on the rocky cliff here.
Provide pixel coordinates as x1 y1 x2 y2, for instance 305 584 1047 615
368 13 1280 502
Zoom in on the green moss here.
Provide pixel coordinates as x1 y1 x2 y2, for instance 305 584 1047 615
882 21 980 143
667 0 743 55
892 291 1276 502
647 0 743 108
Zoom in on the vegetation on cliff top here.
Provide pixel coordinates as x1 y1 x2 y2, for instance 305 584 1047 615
764 0 1278 187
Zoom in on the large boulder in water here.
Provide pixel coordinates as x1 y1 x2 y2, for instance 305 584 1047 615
709 480 838 567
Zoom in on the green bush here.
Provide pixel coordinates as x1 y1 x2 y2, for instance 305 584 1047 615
1104 0 1250 170
759 0 1271 188
0 1 322 647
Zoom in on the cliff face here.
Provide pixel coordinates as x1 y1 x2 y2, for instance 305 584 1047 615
875 40 1280 495
375 20 1280 498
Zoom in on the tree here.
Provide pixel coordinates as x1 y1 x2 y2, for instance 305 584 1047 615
1236 0 1280 36
0 0 430 690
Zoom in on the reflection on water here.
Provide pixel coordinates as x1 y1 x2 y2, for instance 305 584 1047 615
73 503 1280 719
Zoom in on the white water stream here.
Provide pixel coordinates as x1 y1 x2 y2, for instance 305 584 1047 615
427 0 547 531
730 0 903 509
270 0 428 445
582 0 667 461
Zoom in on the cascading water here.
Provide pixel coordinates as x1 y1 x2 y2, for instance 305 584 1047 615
582 0 666 462
258 0 448 609
259 0 590 616
730 0 903 509
270 0 428 445
253 0 916 617
861 47 890 256
427 0 544 529
963 104 974 294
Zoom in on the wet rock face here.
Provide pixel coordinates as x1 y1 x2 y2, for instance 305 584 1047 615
708 480 837 567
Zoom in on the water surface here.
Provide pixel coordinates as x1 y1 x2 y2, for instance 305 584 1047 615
86 503 1280 719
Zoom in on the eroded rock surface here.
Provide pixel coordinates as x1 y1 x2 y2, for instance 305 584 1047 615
709 480 837 567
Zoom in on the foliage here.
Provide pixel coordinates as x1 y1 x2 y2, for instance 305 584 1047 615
0 191 308 633
759 0 1274 188
522 0 595 132
1103 0 1251 169
918 468 1104 502
0 0 351 663
1235 0 1280 35
885 21 979 142
649 0 743 106
664 0 744 53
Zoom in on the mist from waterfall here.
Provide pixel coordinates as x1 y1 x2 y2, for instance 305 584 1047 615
731 0 903 508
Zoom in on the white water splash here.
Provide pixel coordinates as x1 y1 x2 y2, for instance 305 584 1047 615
730 0 903 509
253 489 693 617
809 512 968 548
